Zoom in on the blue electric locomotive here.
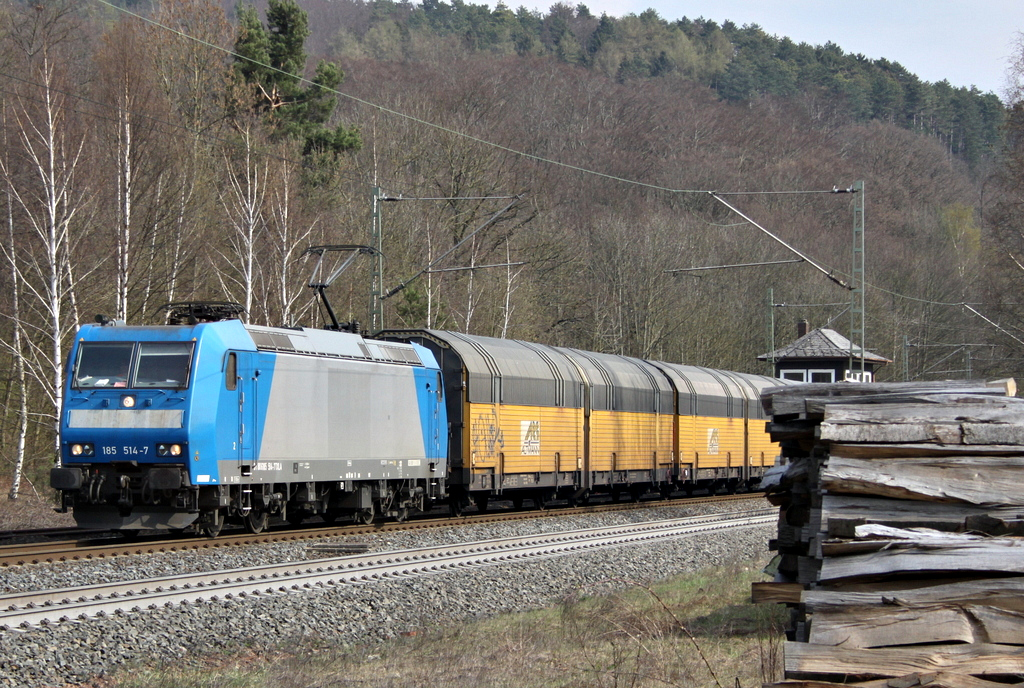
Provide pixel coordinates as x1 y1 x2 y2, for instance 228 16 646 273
50 311 447 536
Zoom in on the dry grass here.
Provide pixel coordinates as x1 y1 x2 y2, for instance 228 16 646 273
0 477 75 530
103 559 785 688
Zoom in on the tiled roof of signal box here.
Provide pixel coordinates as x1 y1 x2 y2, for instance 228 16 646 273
757 327 891 363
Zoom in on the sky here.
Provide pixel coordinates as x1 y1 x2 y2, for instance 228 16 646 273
518 0 1024 96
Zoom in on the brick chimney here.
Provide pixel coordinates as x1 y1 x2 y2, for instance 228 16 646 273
797 319 809 338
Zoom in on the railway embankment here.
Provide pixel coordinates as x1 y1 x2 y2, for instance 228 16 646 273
755 379 1024 687
0 500 771 688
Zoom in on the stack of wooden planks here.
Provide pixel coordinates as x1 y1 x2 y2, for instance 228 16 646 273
754 379 1024 688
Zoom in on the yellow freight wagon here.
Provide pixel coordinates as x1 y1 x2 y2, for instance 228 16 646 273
380 330 788 512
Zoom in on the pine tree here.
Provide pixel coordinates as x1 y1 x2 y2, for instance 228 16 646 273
232 0 360 157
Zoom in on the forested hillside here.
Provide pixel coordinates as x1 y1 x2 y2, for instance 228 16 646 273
291 0 1005 165
1 0 1022 495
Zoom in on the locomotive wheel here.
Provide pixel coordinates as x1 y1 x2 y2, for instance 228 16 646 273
395 507 410 522
286 509 305 526
245 509 268 534
355 508 375 525
201 509 224 538
322 509 340 525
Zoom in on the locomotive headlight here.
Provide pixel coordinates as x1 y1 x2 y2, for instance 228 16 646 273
70 443 94 457
121 395 135 408
169 444 182 457
157 443 184 457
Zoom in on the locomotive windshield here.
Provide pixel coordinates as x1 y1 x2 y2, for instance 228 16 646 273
134 342 193 388
74 341 194 389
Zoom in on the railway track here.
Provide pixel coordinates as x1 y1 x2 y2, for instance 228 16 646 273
0 507 775 631
0 492 766 567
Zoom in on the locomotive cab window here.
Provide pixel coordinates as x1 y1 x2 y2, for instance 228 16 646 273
74 343 135 388
134 342 194 389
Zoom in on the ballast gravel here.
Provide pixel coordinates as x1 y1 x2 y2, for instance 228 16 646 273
0 501 775 688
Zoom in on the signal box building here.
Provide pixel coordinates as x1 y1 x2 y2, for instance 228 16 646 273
758 320 891 383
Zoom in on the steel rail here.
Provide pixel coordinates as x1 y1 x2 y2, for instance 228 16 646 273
0 509 775 630
0 493 765 567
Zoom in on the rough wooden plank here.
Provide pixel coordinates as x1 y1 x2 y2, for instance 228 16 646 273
766 673 1024 688
806 391 1020 417
762 380 1012 417
809 604 1024 648
964 423 1024 445
802 578 1024 612
784 641 1024 679
818 539 1024 581
819 456 1024 505
823 402 1024 426
769 421 821 440
819 422 963 444
830 443 1024 459
822 494 1024 536
751 581 804 604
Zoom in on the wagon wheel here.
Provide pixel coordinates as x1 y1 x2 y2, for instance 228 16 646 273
473 494 489 513
244 509 268 534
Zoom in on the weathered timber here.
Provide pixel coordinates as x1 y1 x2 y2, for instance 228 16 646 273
819 422 963 444
963 423 1024 445
769 420 821 440
751 581 804 604
823 401 1024 426
801 578 1024 613
828 443 1024 459
765 673 1024 688
808 603 1024 648
827 444 1024 458
821 421 1024 445
818 538 1024 582
761 379 1024 685
784 641 1024 680
822 494 1024 536
806 391 1020 416
762 380 1012 418
819 456 1024 505
820 526 986 557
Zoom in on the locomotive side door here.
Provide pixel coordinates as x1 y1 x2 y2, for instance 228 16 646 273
233 351 260 469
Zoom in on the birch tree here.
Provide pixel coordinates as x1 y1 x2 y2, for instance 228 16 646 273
218 125 268 319
0 0 92 469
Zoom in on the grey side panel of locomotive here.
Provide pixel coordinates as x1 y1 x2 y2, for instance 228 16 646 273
220 353 436 484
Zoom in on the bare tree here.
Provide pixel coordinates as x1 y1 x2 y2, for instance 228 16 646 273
0 0 92 468
0 101 29 499
217 125 269 319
